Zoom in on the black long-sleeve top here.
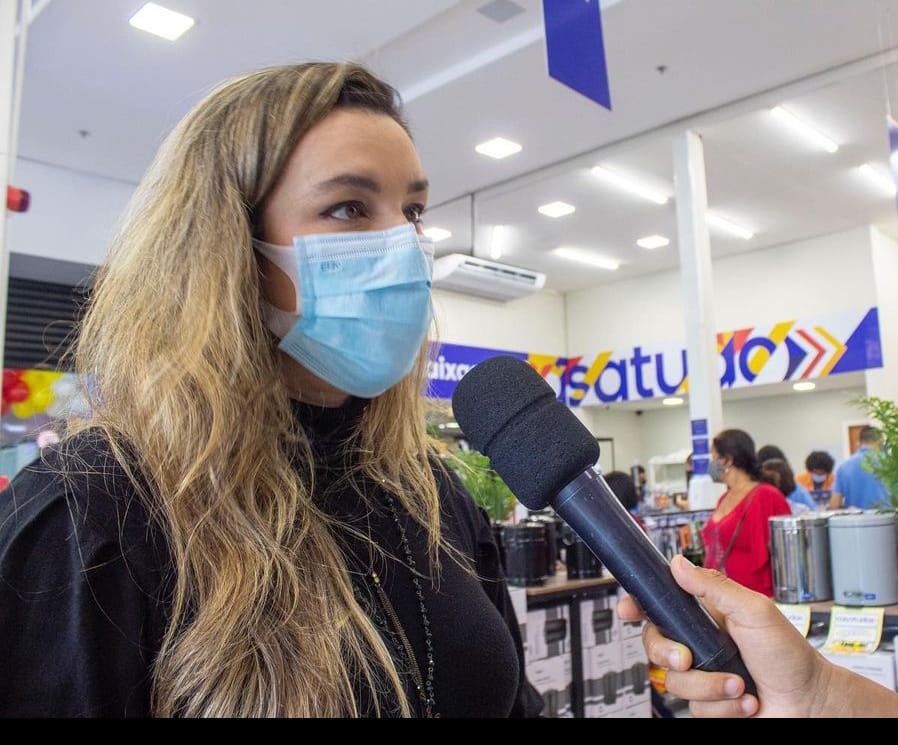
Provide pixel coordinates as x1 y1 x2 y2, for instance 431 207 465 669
0 398 542 717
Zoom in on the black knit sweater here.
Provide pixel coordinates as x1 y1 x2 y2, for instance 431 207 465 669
0 398 541 717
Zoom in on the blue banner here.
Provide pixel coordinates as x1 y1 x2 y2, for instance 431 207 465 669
427 342 526 400
543 0 612 110
428 307 882 404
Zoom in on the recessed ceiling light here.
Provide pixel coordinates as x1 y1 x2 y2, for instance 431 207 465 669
662 397 684 406
770 107 838 154
591 166 669 205
793 381 816 392
553 247 619 270
538 201 576 218
423 227 452 242
636 234 669 250
858 163 897 196
475 137 522 159
129 2 195 41
706 212 754 240
490 225 506 260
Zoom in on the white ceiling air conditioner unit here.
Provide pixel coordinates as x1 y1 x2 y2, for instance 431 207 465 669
432 253 546 302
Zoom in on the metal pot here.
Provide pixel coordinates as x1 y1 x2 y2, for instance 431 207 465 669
769 514 832 603
829 511 898 606
503 520 549 586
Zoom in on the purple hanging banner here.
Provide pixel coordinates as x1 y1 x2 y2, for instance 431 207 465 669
543 0 612 110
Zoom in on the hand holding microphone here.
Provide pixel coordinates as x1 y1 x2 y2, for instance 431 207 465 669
451 356 757 699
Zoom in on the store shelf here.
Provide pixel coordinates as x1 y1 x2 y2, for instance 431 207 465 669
524 573 618 601
809 600 898 618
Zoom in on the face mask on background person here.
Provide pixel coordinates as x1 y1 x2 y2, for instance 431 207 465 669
811 473 827 485
253 223 434 398
708 458 726 483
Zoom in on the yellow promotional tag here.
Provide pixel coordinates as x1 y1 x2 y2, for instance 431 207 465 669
823 606 884 654
775 603 812 638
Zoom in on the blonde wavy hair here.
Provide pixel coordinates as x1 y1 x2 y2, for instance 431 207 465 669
70 63 447 717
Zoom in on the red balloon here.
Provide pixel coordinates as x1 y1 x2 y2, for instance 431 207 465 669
6 381 28 403
2 369 20 391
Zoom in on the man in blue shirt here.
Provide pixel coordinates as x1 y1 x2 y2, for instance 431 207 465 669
831 427 890 509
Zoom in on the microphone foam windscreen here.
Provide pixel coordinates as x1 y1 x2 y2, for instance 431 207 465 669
451 356 600 510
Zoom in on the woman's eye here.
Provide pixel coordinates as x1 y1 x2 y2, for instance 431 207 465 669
405 203 425 224
326 201 368 220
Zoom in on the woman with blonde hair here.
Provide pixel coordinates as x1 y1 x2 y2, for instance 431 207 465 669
0 63 541 718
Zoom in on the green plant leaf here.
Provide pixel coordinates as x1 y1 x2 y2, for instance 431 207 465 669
855 396 898 510
446 450 516 523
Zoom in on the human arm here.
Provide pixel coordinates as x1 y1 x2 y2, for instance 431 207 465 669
0 445 169 717
618 555 898 717
831 467 846 508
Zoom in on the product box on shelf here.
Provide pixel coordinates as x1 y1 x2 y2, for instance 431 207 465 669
526 604 569 662
508 587 528 660
619 617 645 640
619 637 651 709
620 698 652 718
580 592 620 649
582 634 624 717
822 648 897 692
585 702 622 718
526 654 573 718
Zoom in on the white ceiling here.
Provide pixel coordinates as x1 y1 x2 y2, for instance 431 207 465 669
427 65 898 290
14 0 898 294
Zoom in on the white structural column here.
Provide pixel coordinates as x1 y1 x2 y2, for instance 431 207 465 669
865 227 898 402
0 0 18 374
673 130 723 510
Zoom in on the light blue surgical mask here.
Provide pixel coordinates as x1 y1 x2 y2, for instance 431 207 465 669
253 223 434 398
708 459 726 483
811 473 827 485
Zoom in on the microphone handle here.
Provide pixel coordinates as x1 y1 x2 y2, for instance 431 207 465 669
553 468 758 699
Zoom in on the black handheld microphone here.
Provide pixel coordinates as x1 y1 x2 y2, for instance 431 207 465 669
452 355 757 698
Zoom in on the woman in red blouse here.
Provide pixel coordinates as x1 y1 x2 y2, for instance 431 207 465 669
700 429 791 597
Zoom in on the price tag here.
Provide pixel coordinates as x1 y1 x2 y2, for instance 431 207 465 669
776 603 811 637
823 606 884 654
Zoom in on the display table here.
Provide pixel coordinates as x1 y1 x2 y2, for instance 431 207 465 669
808 600 898 637
524 573 618 601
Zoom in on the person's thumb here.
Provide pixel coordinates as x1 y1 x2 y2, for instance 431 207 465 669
669 554 768 626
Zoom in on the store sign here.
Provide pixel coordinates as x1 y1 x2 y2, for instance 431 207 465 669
428 307 882 405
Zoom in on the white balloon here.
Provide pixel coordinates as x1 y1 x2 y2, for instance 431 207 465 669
51 375 79 400
46 400 67 419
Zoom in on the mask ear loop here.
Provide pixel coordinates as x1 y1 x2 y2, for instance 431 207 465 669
253 238 303 338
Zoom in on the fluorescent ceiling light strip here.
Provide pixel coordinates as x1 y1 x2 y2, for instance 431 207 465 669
706 212 754 240
770 107 838 153
859 163 897 195
553 247 619 270
662 397 684 406
591 166 669 205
